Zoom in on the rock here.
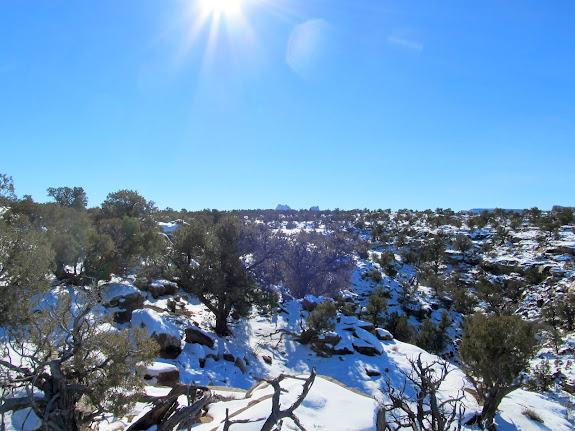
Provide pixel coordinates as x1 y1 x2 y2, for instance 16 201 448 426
545 246 575 256
185 327 215 349
375 328 394 341
155 333 182 359
301 298 318 312
562 380 575 394
352 342 380 356
356 321 375 332
309 333 343 357
480 259 520 276
365 368 381 377
354 328 384 355
101 282 145 324
167 298 177 311
263 355 273 365
132 309 182 359
223 353 235 362
143 280 178 299
144 362 180 388
234 357 247 374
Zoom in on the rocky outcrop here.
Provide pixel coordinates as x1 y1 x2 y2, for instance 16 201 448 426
480 259 520 275
142 279 178 299
132 309 182 359
185 327 215 349
144 362 180 388
101 282 145 324
375 328 393 341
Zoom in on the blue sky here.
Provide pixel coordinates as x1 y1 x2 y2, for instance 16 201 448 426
1 0 574 211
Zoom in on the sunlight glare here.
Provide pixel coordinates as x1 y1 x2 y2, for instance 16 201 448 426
199 0 243 17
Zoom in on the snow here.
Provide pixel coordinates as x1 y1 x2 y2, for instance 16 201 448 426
131 309 180 338
192 374 380 431
4 210 575 430
354 327 384 354
145 362 179 376
158 221 179 234
376 328 393 339
100 282 141 303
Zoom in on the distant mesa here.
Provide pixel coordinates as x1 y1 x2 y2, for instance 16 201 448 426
470 208 524 214
275 204 320 211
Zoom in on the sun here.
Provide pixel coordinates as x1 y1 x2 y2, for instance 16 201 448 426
199 0 243 17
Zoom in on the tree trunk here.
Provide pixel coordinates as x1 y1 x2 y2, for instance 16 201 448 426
480 386 513 431
214 312 229 337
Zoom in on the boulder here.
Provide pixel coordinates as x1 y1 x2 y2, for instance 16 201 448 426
155 333 183 359
365 368 381 377
352 341 380 356
144 362 180 388
263 355 273 365
355 328 384 354
185 327 215 349
132 309 182 359
234 357 247 374
375 328 394 341
101 282 145 324
562 380 575 394
144 280 178 299
545 246 575 256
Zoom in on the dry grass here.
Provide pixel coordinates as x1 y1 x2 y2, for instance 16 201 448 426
522 408 544 423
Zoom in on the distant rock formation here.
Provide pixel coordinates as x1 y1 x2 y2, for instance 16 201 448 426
276 204 291 211
310 206 320 211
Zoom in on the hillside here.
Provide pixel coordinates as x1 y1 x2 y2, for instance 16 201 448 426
2 202 575 430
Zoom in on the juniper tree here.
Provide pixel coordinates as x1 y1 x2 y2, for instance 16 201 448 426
168 217 271 336
0 288 158 431
459 314 538 431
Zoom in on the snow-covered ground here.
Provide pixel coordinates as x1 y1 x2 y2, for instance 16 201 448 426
3 212 575 430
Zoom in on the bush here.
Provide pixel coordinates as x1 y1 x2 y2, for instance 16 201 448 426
525 359 554 393
365 287 388 327
306 300 337 335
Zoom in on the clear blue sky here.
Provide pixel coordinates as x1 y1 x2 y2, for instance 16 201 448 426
1 0 574 211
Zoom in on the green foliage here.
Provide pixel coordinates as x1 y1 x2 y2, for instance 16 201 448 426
453 233 473 253
169 217 262 336
306 300 337 334
41 203 93 280
0 173 17 205
459 314 538 429
444 274 477 314
1 288 158 429
475 278 505 314
95 195 166 277
365 287 388 327
388 313 415 343
361 268 382 284
0 217 54 327
556 291 575 331
47 186 88 210
524 266 546 285
101 189 156 219
419 233 447 274
525 359 555 393
460 314 537 388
